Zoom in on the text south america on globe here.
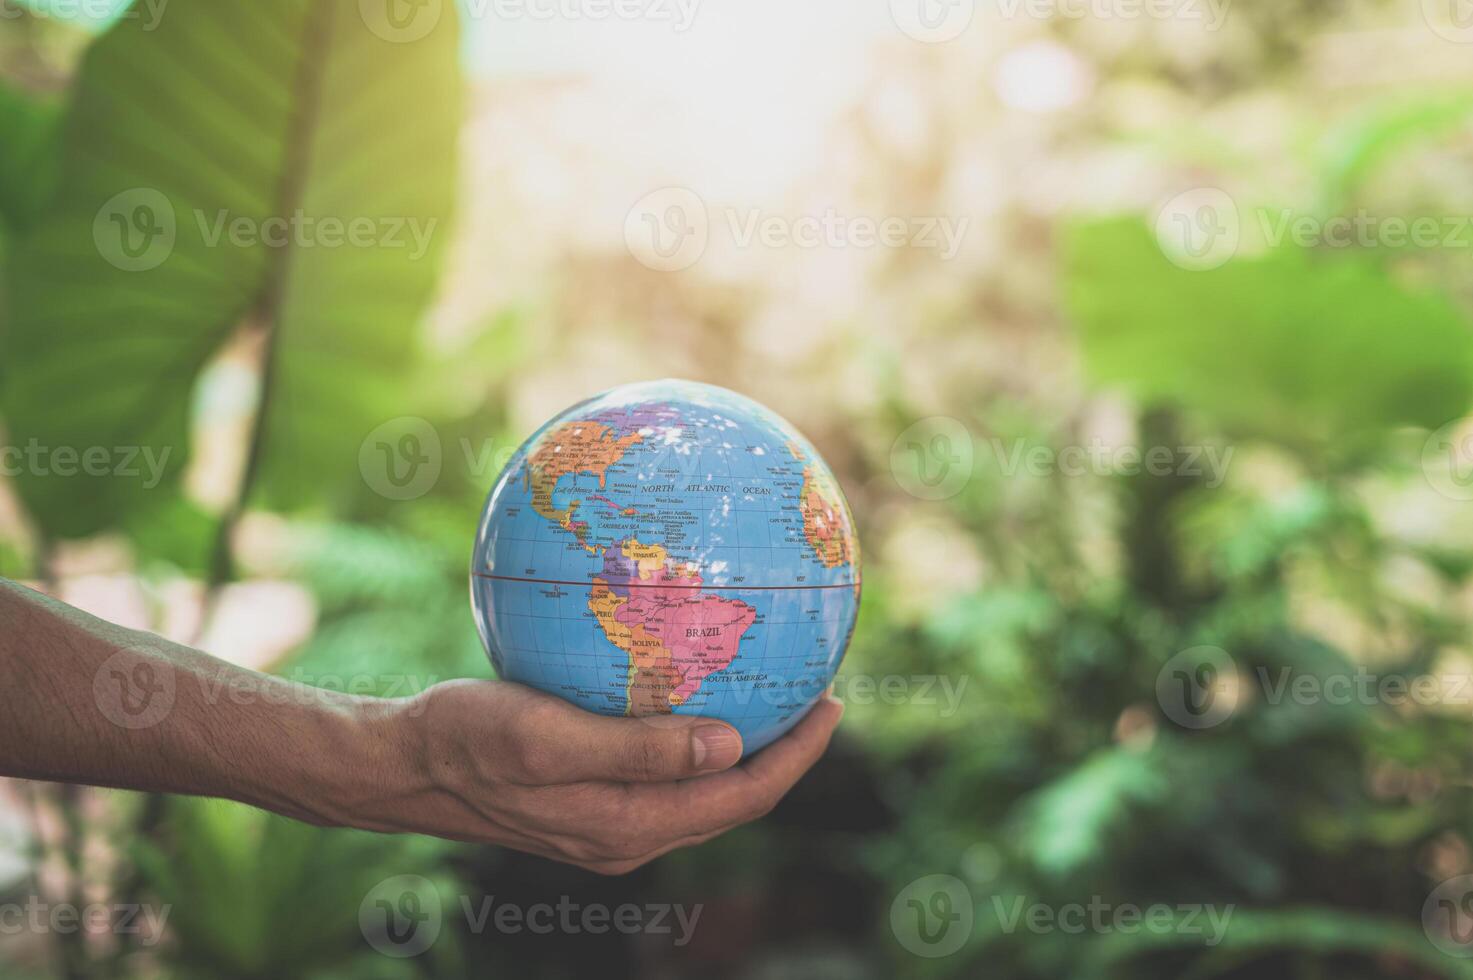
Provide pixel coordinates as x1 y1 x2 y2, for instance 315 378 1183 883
470 380 861 756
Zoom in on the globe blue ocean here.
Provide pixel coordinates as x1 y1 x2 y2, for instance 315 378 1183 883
471 380 861 755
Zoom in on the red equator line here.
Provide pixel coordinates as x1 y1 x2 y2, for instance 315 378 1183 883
472 572 859 592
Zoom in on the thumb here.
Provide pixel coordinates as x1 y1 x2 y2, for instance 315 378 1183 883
513 695 744 784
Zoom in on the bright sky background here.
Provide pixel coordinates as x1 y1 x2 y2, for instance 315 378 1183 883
32 0 913 199
463 0 899 77
462 0 905 197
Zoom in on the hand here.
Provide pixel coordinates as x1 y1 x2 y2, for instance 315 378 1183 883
0 578 842 871
353 680 844 875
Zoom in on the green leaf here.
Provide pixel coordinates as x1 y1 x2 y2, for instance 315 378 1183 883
1076 907 1473 980
122 493 218 574
133 798 452 978
279 520 452 609
4 0 130 30
2 0 461 539
1013 747 1169 879
0 80 60 230
1320 91 1473 209
1063 218 1473 445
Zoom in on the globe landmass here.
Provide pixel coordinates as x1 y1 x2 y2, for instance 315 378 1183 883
471 380 861 755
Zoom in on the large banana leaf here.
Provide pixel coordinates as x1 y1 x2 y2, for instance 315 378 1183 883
2 0 460 539
0 80 60 231
1064 219 1473 447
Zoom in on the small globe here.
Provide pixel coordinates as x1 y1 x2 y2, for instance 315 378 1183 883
471 380 861 755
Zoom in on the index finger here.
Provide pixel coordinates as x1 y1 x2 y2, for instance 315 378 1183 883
630 694 845 839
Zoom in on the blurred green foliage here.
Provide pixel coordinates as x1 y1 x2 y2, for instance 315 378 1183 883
132 798 456 979
1066 219 1473 445
2 0 461 541
3 1 1473 978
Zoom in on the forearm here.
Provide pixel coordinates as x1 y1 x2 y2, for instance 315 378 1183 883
0 577 410 826
0 578 841 873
